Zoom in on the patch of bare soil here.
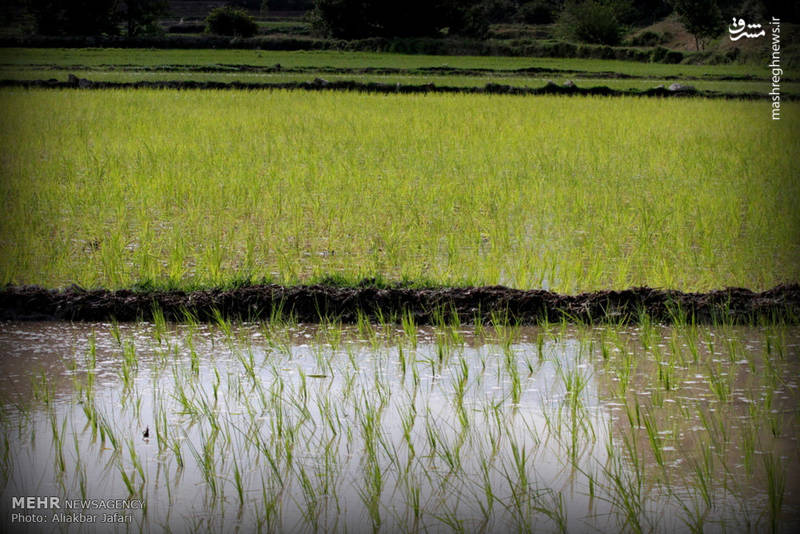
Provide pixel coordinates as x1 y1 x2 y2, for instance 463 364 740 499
1 284 797 324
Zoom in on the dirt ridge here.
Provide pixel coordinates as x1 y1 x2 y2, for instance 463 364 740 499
1 284 798 324
5 63 777 81
1 78 787 100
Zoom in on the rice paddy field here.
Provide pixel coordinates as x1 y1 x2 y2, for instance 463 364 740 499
1 90 799 292
1 47 799 534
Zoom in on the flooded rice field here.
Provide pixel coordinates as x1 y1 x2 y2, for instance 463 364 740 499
1 318 798 533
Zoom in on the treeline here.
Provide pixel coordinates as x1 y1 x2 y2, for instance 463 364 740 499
16 0 800 45
27 0 170 36
309 0 797 47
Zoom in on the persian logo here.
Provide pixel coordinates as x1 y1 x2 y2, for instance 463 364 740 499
728 17 766 40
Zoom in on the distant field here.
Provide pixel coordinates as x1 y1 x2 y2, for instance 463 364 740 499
2 68 795 95
1 89 797 292
0 48 780 79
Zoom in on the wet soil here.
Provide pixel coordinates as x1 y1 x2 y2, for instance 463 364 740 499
1 284 798 324
0 77 783 100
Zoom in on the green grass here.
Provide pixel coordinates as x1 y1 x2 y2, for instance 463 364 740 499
1 89 798 292
0 48 779 78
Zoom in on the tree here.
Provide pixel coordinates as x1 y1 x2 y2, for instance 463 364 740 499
557 0 622 45
671 0 724 50
310 0 489 39
27 0 119 35
205 6 259 37
121 0 170 37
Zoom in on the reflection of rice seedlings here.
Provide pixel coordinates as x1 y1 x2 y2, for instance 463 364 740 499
232 451 244 506
397 400 417 459
49 410 67 474
188 427 220 499
674 490 708 534
741 420 757 476
154 399 169 453
258 475 282 532
691 444 714 509
433 506 466 534
127 437 146 493
601 434 646 534
763 453 786 534
0 430 10 488
119 465 137 496
297 464 321 530
403 472 422 531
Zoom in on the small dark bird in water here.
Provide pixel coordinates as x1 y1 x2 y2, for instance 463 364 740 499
143 426 150 439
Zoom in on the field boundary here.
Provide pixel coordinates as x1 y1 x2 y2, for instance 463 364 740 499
2 284 797 324
1 77 789 100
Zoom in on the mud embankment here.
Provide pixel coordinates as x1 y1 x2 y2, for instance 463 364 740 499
0 76 784 100
7 63 776 82
1 285 797 324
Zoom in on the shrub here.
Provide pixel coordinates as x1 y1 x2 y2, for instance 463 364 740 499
205 6 258 37
557 0 622 46
630 30 662 47
518 0 562 24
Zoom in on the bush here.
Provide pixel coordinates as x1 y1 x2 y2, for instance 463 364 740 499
518 0 562 24
205 6 258 37
650 46 683 63
557 0 621 46
629 30 662 47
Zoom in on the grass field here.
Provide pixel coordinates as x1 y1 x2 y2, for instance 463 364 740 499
1 89 798 292
5 69 797 96
0 48 780 78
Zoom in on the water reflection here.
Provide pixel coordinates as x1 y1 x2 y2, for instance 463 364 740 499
0 321 798 533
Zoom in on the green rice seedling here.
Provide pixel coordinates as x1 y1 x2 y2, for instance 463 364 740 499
119 339 138 393
706 361 733 404
152 303 167 344
401 309 418 350
97 412 119 451
109 321 122 347
641 410 665 470
638 310 654 351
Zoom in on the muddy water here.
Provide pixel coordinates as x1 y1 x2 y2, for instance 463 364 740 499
0 321 798 533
